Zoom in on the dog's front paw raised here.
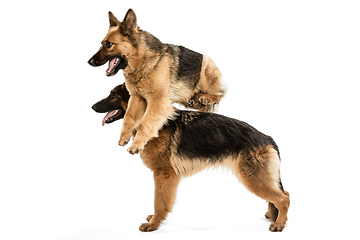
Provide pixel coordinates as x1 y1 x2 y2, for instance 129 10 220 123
118 138 129 146
118 132 131 146
127 142 144 155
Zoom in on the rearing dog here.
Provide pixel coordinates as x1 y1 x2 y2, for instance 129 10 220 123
92 84 290 232
88 9 225 154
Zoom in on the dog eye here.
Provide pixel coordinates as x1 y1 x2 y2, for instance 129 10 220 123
105 41 113 48
111 94 117 99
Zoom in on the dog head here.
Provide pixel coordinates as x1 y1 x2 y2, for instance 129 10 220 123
88 9 139 76
92 84 130 125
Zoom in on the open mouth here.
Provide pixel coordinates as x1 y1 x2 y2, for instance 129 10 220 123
102 109 123 126
106 56 126 76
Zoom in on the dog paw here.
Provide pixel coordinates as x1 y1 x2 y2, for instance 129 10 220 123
139 222 159 232
269 222 285 232
127 144 143 155
198 95 210 105
188 99 195 107
118 138 129 146
118 133 131 146
197 94 220 106
128 147 141 155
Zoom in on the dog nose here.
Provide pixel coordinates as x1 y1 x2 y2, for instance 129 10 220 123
92 104 98 112
88 58 97 66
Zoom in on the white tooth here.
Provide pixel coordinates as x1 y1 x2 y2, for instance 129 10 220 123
111 110 118 117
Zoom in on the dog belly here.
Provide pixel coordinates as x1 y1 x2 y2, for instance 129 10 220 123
169 153 238 179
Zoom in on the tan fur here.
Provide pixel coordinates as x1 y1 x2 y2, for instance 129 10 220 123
120 51 176 154
185 56 225 112
90 9 225 153
170 152 238 179
198 56 224 99
235 146 290 231
139 124 179 231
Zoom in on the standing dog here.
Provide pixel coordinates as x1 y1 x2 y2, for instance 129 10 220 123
88 9 225 154
92 84 290 232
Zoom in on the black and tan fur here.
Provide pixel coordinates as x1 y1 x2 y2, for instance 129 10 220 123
88 9 225 154
92 84 290 232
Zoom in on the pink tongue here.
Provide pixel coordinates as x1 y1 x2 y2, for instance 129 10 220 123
102 110 117 126
106 58 117 74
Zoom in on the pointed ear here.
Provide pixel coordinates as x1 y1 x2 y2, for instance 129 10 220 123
121 9 137 35
108 11 120 27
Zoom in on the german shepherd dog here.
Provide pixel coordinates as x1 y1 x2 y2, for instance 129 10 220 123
88 9 225 155
92 84 290 232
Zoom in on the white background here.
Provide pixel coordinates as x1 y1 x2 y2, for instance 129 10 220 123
1 0 359 239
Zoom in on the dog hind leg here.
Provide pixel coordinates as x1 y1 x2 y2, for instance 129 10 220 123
236 147 290 232
189 93 222 112
265 202 278 222
267 190 290 232
190 56 225 112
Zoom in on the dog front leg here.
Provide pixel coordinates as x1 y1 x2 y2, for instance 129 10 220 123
118 95 146 146
139 169 179 232
127 97 174 154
